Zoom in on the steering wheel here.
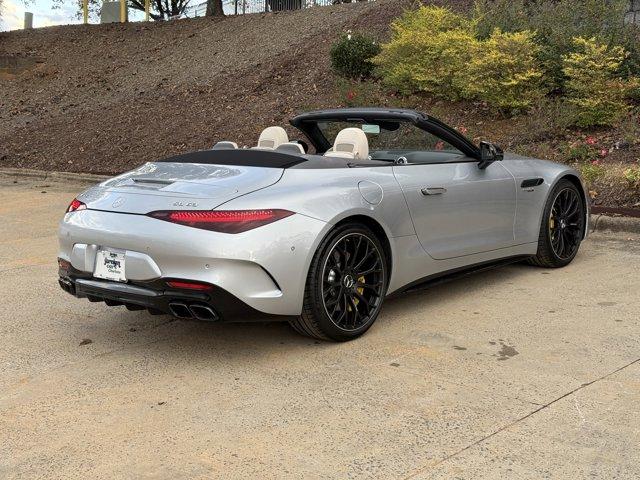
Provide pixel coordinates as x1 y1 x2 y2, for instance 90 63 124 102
395 156 408 165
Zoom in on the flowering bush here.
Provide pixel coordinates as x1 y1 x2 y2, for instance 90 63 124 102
563 37 632 127
330 32 380 79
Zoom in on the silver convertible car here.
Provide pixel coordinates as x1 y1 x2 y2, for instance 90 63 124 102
58 108 589 341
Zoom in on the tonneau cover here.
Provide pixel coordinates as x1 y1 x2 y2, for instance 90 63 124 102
156 149 306 168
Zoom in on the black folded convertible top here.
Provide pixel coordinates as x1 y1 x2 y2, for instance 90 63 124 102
156 149 307 168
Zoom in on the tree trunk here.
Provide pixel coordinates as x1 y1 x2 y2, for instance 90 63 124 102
206 0 225 16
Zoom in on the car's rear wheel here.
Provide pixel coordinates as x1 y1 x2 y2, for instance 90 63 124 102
289 224 388 341
529 179 585 268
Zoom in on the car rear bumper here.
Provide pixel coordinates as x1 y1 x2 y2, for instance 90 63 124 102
58 268 295 322
58 209 330 316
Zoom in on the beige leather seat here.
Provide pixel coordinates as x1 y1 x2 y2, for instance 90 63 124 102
324 128 369 161
275 142 305 155
254 126 289 150
212 141 238 150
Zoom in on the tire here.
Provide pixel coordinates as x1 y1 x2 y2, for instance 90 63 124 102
528 179 585 268
289 223 389 341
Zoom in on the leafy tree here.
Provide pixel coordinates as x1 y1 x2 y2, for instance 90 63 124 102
206 0 224 16
51 0 224 21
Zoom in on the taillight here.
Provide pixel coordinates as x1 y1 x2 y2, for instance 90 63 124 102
165 280 213 291
58 258 71 271
67 198 86 213
148 209 294 234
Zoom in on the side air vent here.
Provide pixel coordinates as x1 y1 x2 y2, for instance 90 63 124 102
521 178 544 188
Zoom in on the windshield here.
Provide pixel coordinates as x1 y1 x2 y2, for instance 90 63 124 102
316 120 464 162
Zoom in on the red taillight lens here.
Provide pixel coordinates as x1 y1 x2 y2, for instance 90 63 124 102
58 258 71 271
148 209 294 233
165 280 213 291
67 198 86 213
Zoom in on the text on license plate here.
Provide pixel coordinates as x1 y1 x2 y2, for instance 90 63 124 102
94 249 126 282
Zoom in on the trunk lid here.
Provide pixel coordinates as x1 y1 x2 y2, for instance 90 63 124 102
78 162 284 214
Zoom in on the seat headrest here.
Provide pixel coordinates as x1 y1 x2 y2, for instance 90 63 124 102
325 128 369 161
257 126 289 150
275 142 305 155
212 141 238 150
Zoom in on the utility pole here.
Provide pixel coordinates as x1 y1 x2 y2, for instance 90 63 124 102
83 0 88 23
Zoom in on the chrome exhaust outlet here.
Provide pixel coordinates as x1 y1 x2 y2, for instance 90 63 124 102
169 302 193 319
189 304 219 322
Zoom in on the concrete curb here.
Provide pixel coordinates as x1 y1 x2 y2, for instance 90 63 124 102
590 214 640 235
2 168 640 234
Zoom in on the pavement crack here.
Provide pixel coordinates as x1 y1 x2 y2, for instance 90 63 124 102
402 356 640 479
590 213 603 233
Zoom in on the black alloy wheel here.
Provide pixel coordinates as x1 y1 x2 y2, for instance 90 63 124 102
529 179 585 268
321 232 385 331
549 187 583 260
290 224 388 341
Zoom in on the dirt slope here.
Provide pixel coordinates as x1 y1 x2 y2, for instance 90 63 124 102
0 0 419 173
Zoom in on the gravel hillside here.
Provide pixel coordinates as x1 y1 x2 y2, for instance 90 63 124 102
0 0 420 173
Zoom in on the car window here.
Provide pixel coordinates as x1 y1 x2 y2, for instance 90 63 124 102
317 120 464 162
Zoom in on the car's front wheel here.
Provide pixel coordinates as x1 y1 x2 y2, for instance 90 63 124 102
289 223 388 341
529 179 585 268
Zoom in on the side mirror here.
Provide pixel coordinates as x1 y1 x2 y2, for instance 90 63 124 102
478 141 504 169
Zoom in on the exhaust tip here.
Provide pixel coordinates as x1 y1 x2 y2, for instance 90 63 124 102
169 302 193 319
189 304 219 322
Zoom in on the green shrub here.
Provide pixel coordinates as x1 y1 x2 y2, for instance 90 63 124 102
374 6 544 110
474 0 639 89
567 143 597 163
373 6 477 99
623 166 640 189
519 98 577 141
626 79 640 103
578 162 606 186
373 3 639 115
463 29 545 112
330 32 381 79
563 37 631 127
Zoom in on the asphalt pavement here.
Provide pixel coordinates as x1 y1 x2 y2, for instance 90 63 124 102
1 174 639 479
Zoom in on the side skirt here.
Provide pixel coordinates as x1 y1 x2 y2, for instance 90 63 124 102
387 255 532 298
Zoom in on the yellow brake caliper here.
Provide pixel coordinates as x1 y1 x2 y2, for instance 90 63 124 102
350 275 366 309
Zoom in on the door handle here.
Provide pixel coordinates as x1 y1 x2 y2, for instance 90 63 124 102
421 187 447 196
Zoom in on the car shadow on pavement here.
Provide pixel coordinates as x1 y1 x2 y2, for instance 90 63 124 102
63 261 547 361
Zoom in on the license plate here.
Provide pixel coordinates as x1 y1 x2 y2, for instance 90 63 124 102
94 249 127 282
